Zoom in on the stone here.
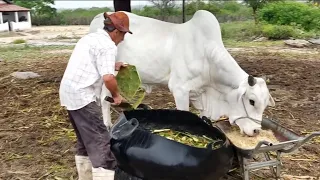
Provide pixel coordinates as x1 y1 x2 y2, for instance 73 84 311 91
284 39 311 48
10 71 41 79
253 37 268 42
308 38 320 45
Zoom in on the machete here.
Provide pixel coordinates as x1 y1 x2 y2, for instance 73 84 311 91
105 96 134 109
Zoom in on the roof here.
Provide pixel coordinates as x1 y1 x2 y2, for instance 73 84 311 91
3 0 13 4
0 4 30 12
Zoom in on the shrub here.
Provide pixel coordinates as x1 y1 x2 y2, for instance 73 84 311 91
258 1 320 31
218 1 253 22
261 24 297 40
221 21 317 41
185 1 221 16
186 1 252 22
220 21 262 40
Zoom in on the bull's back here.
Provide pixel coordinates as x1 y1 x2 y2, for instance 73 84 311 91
89 11 224 85
93 12 179 84
188 10 225 48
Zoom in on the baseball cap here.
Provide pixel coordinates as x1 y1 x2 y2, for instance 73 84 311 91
104 12 132 34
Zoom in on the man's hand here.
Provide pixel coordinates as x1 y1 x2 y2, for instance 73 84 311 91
115 62 128 71
112 93 123 105
103 74 121 105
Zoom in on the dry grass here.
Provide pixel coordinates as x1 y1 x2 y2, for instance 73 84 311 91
0 46 77 179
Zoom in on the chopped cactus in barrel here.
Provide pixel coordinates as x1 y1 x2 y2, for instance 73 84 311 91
151 129 223 149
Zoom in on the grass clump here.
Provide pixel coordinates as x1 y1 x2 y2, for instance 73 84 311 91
12 39 26 44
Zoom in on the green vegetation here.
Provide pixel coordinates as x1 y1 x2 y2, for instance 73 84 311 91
221 21 262 41
258 1 320 31
242 0 283 24
221 20 318 41
220 0 320 41
13 0 58 26
12 39 26 44
57 7 112 25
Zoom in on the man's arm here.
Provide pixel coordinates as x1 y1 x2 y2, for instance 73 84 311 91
95 48 122 104
103 74 120 97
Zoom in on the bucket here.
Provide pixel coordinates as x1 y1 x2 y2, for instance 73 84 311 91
110 109 235 180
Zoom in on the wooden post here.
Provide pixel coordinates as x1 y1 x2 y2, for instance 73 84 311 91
114 0 131 12
27 11 31 24
182 0 185 23
0 12 3 24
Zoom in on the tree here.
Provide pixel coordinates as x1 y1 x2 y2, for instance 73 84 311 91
13 0 57 17
149 0 176 20
308 0 320 3
243 0 282 24
307 0 320 6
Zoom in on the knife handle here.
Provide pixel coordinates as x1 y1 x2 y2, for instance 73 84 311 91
105 96 114 103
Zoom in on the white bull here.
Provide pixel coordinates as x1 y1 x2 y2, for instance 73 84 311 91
89 10 275 137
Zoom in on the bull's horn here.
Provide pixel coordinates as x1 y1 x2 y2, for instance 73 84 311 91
248 75 256 86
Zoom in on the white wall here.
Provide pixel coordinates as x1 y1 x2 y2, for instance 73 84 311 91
0 22 9 32
2 11 32 31
10 21 31 31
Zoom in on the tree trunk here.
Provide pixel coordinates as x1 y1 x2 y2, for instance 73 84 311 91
253 7 258 24
113 0 131 12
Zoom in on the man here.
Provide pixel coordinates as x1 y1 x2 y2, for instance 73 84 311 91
59 12 132 180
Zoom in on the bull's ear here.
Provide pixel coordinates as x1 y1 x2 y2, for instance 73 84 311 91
103 12 108 19
237 87 246 102
268 93 275 107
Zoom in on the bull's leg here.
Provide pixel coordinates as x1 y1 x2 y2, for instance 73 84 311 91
100 85 113 129
172 88 190 111
169 80 190 111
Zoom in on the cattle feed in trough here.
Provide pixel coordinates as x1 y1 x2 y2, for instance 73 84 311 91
89 10 276 137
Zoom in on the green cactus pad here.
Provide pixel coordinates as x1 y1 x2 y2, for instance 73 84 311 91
116 65 145 109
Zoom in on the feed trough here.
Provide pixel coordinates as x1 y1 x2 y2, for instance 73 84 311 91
109 109 235 180
213 118 320 180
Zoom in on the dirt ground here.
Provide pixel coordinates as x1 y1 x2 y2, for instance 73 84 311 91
0 26 88 40
0 31 320 179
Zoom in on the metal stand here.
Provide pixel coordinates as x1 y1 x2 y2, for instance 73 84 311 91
214 118 320 180
237 151 282 180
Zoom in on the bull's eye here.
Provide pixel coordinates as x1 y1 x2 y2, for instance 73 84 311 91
249 99 255 106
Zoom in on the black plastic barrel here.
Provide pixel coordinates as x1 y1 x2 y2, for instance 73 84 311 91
110 109 235 180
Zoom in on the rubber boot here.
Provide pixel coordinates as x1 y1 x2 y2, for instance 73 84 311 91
75 155 93 180
92 167 115 180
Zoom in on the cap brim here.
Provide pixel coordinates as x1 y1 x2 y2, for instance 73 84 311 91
118 26 132 34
